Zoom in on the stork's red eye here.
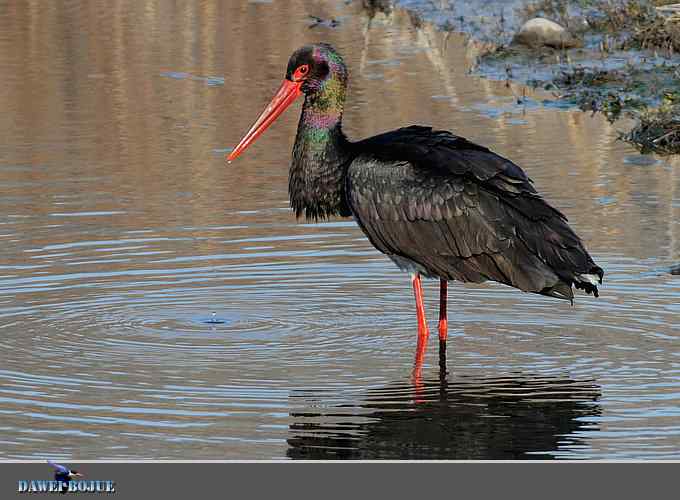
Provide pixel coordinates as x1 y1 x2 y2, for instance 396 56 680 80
293 64 310 80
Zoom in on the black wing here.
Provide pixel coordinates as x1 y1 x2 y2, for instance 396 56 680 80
346 126 603 301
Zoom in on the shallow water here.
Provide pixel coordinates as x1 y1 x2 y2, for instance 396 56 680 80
0 0 678 460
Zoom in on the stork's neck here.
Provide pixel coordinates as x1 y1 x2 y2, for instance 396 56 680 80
289 87 353 221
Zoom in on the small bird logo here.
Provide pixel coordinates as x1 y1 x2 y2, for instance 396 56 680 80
47 460 83 494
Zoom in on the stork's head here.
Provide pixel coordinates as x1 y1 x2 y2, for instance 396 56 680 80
227 43 348 162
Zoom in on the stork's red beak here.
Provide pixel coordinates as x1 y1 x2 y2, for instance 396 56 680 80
227 79 302 162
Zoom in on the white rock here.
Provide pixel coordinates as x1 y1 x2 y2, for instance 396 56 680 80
513 18 581 49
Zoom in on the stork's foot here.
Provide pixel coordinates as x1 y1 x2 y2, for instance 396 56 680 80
438 279 449 376
438 319 448 343
410 275 453 393
438 279 448 342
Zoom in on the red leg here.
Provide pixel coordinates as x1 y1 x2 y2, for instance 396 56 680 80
411 273 429 398
438 279 448 342
409 273 432 402
411 273 429 341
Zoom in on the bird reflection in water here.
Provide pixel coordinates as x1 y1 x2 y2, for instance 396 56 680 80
287 350 601 460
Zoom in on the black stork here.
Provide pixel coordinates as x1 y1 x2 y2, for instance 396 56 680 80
228 43 603 365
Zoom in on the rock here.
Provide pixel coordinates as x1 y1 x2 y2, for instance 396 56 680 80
671 264 680 275
513 18 581 49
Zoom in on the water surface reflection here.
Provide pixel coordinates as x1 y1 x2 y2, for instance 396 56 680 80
288 370 601 460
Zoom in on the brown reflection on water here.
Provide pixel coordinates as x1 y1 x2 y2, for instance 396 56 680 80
1 0 678 256
0 0 678 460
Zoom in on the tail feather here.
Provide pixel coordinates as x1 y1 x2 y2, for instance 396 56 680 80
574 266 604 297
540 280 575 303
540 263 603 304
573 264 603 298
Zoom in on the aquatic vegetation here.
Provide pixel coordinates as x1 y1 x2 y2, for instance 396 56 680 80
379 0 680 153
536 64 680 152
540 65 678 121
623 102 680 154
509 1 680 152
624 12 680 52
580 0 657 33
520 0 680 52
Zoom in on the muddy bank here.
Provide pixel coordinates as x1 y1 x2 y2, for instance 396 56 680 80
375 0 680 154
